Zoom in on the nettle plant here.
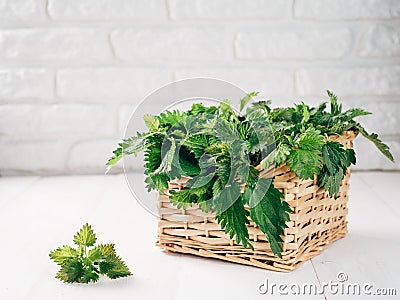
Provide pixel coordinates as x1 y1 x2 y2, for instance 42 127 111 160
107 91 393 257
49 224 131 283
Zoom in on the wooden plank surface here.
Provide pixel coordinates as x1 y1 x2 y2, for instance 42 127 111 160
309 175 400 299
0 173 398 299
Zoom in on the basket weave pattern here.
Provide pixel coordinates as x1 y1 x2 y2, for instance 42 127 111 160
157 132 356 272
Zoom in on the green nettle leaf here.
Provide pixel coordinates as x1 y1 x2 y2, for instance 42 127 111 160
212 177 224 197
73 223 97 247
49 246 78 265
258 151 274 171
119 134 148 155
247 178 273 208
219 100 236 120
156 110 187 127
249 183 291 258
300 103 310 124
153 138 177 174
182 134 209 158
275 143 291 166
178 153 201 177
145 173 169 192
187 171 215 189
102 254 132 279
345 148 356 166
214 118 241 142
94 244 116 257
318 141 358 197
260 142 292 168
250 100 272 113
56 260 84 283
144 114 160 131
81 266 100 283
106 89 394 258
297 128 324 151
357 126 394 162
50 224 131 284
318 141 357 197
144 138 163 172
327 90 342 115
169 189 198 209
212 180 241 212
98 260 114 275
185 154 216 189
287 148 322 180
342 108 371 119
87 248 103 262
240 91 259 112
322 141 347 174
318 167 344 197
285 128 325 179
245 165 260 189
189 103 206 115
215 194 252 249
106 133 149 172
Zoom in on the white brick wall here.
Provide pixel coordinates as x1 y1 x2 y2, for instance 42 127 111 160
168 0 290 19
0 28 112 62
358 24 400 57
56 68 172 100
111 27 232 62
0 0 46 22
47 0 167 20
0 68 54 100
0 0 399 175
294 0 400 20
296 67 400 96
235 28 353 60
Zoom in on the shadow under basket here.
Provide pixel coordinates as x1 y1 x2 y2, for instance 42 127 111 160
156 131 356 272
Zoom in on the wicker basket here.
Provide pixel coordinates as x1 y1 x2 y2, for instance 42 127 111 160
157 131 356 272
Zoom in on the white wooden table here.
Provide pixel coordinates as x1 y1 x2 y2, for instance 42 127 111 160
0 172 399 300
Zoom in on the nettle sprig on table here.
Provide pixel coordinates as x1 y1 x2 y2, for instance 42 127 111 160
107 91 393 257
49 224 131 283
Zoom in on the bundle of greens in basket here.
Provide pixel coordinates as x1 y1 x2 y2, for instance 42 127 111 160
107 91 393 257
